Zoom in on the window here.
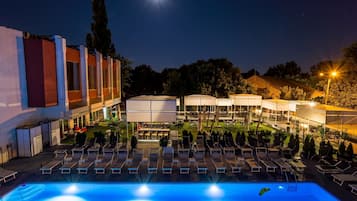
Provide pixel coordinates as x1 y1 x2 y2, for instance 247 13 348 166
66 62 80 90
103 66 108 88
88 65 97 89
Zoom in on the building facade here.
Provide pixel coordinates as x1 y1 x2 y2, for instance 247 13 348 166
0 26 121 163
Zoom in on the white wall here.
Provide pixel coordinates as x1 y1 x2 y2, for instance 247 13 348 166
0 27 44 162
126 99 176 122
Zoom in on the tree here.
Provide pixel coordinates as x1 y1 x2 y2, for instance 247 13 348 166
129 64 162 96
86 0 116 57
280 86 306 100
242 68 260 79
118 55 133 99
264 61 302 78
160 58 253 97
343 42 357 72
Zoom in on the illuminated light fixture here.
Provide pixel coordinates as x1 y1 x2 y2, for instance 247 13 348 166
207 184 224 198
44 195 85 201
309 102 316 107
65 184 78 194
135 184 151 197
278 185 284 190
331 71 337 77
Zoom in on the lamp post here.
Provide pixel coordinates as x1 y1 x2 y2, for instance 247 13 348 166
320 71 338 105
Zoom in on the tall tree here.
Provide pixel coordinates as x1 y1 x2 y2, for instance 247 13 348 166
264 61 302 78
86 0 115 57
130 65 162 96
343 42 357 72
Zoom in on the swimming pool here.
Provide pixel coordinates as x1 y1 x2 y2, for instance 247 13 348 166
2 182 338 201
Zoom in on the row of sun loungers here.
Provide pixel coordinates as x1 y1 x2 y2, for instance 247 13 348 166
313 155 357 196
41 145 303 176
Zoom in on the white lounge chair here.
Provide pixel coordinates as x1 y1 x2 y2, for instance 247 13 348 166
256 147 277 173
77 147 99 174
178 148 190 174
242 148 261 173
59 148 83 174
268 148 292 173
147 148 159 174
94 149 114 174
110 148 128 174
40 150 67 175
162 147 174 174
349 184 357 195
127 149 143 174
315 160 351 175
0 168 18 183
193 148 207 174
332 171 357 186
223 147 243 174
210 148 226 174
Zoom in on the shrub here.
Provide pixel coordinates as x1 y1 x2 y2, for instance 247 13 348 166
131 135 138 150
345 143 354 161
338 142 346 158
160 136 169 147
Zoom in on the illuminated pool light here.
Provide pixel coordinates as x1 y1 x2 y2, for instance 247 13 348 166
64 184 79 194
278 185 284 190
135 184 151 197
206 184 224 198
44 195 86 201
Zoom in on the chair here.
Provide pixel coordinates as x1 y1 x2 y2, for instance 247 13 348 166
193 148 208 174
210 148 226 174
94 149 115 174
178 148 190 174
256 147 277 173
127 149 143 174
147 148 159 174
40 150 67 175
59 148 83 174
349 184 357 195
110 148 128 174
223 147 243 174
315 160 351 175
331 171 357 186
0 168 18 183
76 147 99 174
242 148 261 173
268 148 292 173
162 147 174 174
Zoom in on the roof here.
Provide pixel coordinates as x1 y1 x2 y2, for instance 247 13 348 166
310 104 355 112
128 95 176 101
229 93 261 97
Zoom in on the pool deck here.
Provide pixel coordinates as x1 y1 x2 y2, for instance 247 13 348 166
0 146 355 201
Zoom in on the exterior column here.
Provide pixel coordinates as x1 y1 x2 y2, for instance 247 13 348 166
80 45 89 106
109 57 114 100
53 35 69 113
96 51 103 102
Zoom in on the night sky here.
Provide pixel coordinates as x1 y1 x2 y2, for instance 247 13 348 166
1 0 357 73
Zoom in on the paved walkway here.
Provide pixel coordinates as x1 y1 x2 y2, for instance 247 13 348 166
0 147 355 201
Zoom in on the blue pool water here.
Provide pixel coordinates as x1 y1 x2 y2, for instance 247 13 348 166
2 182 338 201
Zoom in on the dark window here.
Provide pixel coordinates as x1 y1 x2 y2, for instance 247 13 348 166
66 62 80 90
88 65 97 89
103 66 108 88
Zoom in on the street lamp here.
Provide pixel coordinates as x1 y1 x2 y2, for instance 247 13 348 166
320 71 338 105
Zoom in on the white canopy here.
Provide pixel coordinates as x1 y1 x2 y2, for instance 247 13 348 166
184 94 216 106
296 104 357 125
216 98 233 106
229 94 262 106
262 99 296 111
126 95 176 122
